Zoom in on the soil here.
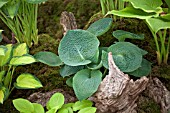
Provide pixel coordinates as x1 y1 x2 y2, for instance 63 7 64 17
0 0 170 113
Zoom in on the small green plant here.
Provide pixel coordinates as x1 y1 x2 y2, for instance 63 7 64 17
13 92 97 113
100 0 127 21
0 41 62 104
55 18 151 100
0 0 47 47
106 0 170 65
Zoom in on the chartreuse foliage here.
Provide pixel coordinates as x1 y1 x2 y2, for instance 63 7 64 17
107 0 170 65
57 18 151 100
0 42 62 104
13 92 96 113
0 0 47 47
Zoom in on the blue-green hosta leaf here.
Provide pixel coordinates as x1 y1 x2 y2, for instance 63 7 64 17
13 43 29 57
66 77 73 87
146 16 170 33
26 0 47 4
0 1 8 8
87 18 113 36
107 7 158 19
72 100 93 111
125 0 163 13
73 69 102 100
112 30 144 42
101 50 109 69
106 42 143 72
15 73 43 89
60 65 84 77
0 45 8 56
32 103 45 113
58 30 99 66
0 30 3 42
0 90 4 104
48 93 64 110
34 51 63 66
86 60 103 70
13 98 34 113
78 107 97 113
10 55 36 66
128 59 151 77
0 44 13 66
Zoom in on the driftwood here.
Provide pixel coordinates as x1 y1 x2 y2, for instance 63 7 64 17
147 77 170 113
90 52 149 113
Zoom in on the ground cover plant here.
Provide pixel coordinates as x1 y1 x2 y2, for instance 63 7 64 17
106 0 170 65
13 92 96 113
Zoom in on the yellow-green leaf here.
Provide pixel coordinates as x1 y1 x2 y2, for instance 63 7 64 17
13 43 29 57
0 90 4 104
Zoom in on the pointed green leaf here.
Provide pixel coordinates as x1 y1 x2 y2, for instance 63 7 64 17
0 30 3 42
0 90 4 104
0 45 8 56
60 65 84 77
58 30 99 66
13 43 29 57
0 44 13 66
73 69 102 100
32 103 45 113
106 42 143 72
34 51 63 66
78 107 96 113
0 71 5 82
146 16 170 33
1 87 9 102
66 77 73 87
26 0 47 4
112 30 144 42
15 73 43 89
13 98 34 112
72 100 93 111
4 71 11 87
128 59 151 77
0 1 8 8
48 93 64 110
10 55 36 66
107 7 158 19
126 0 163 13
87 18 113 36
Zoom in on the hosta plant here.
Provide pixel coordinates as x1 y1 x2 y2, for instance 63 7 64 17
0 0 47 47
106 0 170 65
0 42 62 104
55 18 151 100
13 92 97 113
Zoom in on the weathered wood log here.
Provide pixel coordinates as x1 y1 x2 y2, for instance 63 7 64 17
147 77 170 113
90 52 149 113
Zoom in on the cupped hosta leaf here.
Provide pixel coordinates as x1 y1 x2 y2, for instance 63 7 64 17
13 43 29 57
126 0 163 13
128 59 151 77
86 60 102 70
66 77 73 87
58 29 99 66
0 45 8 56
0 90 4 104
15 73 43 89
60 65 84 77
112 30 144 42
78 107 97 113
72 100 93 111
106 42 143 72
87 18 113 36
10 55 36 66
34 51 63 66
0 30 3 42
13 98 34 113
0 44 13 66
32 103 44 113
0 1 8 8
26 0 47 4
146 16 170 33
73 69 102 100
107 7 158 19
48 93 64 110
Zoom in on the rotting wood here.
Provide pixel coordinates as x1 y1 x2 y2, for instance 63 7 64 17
147 77 170 113
90 52 149 113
